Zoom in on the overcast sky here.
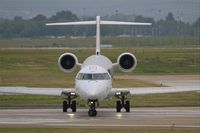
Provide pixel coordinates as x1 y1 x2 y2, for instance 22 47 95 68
0 0 199 23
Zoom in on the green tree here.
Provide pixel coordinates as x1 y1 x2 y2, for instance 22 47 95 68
192 17 200 35
50 10 79 21
166 12 175 21
32 14 47 21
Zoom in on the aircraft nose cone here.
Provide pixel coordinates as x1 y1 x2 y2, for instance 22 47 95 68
86 83 104 99
77 81 109 100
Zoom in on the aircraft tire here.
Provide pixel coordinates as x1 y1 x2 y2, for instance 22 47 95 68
125 101 130 112
71 100 76 112
88 109 97 116
63 101 68 112
116 100 121 112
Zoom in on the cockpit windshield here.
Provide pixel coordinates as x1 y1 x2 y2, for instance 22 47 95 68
77 73 110 80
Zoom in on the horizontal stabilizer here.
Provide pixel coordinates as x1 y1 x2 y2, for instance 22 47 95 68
46 16 152 55
46 21 96 26
46 20 152 26
101 21 152 26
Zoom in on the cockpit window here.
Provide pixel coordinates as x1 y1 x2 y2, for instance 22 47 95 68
77 73 110 80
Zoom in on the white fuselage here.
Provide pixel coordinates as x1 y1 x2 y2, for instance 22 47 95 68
48 16 150 101
75 55 113 100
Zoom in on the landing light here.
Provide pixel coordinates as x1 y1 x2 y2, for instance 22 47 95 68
116 92 121 95
70 92 76 96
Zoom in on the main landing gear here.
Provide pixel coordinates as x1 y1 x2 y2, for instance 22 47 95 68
88 100 98 117
116 95 130 112
63 100 76 112
62 93 77 113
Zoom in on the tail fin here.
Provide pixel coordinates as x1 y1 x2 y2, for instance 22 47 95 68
46 16 152 55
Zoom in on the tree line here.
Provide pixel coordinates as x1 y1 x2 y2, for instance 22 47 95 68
0 10 199 38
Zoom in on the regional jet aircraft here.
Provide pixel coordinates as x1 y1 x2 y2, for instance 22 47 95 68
0 16 199 116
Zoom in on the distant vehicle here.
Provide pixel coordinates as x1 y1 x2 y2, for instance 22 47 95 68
0 16 199 116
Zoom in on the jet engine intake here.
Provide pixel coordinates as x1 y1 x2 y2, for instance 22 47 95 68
58 53 78 72
117 52 137 72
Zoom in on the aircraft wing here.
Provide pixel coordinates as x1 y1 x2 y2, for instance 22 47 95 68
129 86 200 95
110 86 200 97
0 87 76 96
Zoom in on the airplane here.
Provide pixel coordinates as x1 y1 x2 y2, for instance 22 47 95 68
0 16 199 117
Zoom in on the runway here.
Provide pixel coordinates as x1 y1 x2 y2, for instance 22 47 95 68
0 107 199 129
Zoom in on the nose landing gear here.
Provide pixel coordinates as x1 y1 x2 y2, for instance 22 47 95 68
88 100 98 116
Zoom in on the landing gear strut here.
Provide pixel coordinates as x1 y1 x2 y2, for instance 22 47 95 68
88 100 97 117
63 95 77 112
116 95 130 112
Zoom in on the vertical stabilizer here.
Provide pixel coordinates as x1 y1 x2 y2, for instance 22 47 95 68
96 16 101 55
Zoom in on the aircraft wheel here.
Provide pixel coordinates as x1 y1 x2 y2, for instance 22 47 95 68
125 101 130 112
71 100 76 112
63 101 68 112
88 109 97 117
116 100 121 112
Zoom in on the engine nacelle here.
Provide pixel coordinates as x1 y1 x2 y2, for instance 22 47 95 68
117 52 137 72
58 53 78 73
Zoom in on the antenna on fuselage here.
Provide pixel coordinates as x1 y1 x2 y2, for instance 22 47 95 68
46 16 152 55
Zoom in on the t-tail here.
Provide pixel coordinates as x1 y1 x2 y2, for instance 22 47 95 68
46 16 152 55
